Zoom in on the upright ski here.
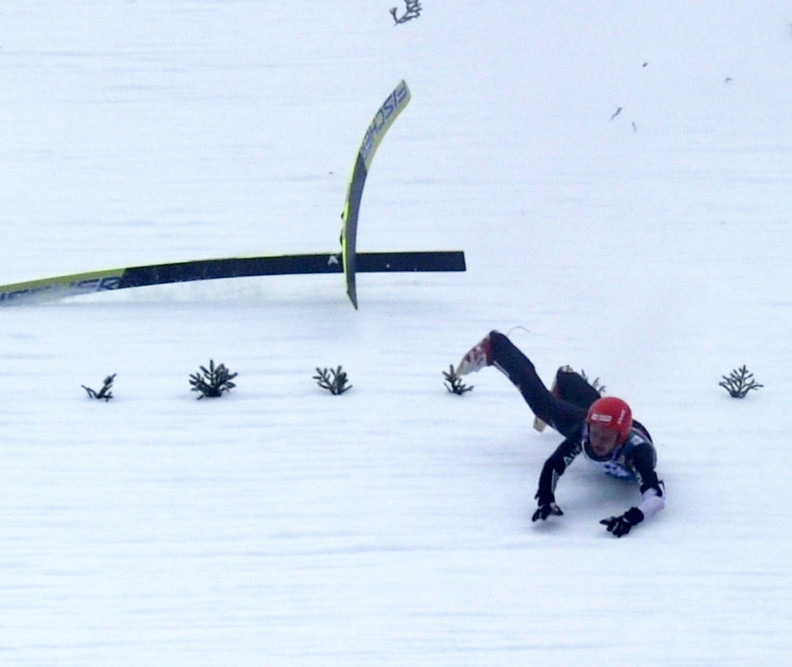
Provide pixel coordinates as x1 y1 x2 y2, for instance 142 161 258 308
341 80 412 309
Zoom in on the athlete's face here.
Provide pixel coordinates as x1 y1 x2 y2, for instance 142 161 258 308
588 423 619 457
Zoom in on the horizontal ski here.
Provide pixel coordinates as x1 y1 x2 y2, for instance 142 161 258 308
0 250 466 305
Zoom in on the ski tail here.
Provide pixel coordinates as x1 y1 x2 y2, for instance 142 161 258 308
0 268 126 304
341 80 412 309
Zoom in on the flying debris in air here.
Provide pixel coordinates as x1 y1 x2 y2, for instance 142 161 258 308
610 107 623 120
391 0 421 24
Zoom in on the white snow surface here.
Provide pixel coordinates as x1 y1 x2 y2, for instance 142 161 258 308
2 2 792 664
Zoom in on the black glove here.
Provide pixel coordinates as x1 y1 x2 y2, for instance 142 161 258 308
532 502 563 522
600 507 644 537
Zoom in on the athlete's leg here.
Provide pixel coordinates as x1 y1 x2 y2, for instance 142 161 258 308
489 331 586 438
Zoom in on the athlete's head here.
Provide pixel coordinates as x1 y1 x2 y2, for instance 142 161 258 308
586 396 633 456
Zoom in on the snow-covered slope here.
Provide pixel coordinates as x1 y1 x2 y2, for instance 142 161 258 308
1 2 791 664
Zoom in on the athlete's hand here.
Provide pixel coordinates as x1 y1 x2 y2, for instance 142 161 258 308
532 502 563 522
600 507 644 537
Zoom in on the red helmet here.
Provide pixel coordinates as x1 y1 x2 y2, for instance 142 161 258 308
586 396 633 443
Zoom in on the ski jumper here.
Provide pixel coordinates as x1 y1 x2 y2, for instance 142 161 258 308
488 331 665 520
